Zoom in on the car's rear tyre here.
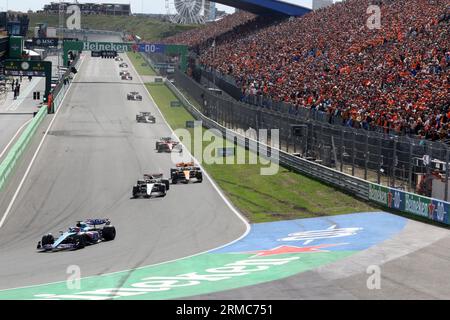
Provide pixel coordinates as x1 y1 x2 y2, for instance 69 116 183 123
132 186 140 198
102 226 116 241
162 179 170 191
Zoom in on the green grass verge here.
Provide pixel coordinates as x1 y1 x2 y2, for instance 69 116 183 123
127 52 156 76
145 83 377 223
28 13 198 41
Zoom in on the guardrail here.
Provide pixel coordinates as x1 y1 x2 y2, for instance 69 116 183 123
52 55 82 111
165 79 450 226
0 107 47 191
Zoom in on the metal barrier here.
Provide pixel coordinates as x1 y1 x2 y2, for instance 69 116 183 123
51 55 81 111
165 78 450 226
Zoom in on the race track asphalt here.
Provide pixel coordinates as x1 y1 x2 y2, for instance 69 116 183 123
0 53 248 290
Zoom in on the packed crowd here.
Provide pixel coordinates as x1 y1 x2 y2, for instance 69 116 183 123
164 11 256 48
168 0 449 141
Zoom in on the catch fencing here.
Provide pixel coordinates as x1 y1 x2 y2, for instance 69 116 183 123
174 69 450 202
167 71 450 226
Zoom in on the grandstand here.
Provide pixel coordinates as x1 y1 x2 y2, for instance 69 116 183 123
212 0 311 16
166 0 449 142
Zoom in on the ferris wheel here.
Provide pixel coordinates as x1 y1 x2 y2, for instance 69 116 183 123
165 0 210 25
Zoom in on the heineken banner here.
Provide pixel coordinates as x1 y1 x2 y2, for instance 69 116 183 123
369 184 449 225
83 42 133 52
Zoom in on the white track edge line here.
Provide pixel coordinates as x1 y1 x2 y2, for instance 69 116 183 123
0 118 33 160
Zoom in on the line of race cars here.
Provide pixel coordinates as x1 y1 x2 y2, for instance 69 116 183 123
119 59 133 80
121 61 156 124
37 56 203 252
132 161 203 199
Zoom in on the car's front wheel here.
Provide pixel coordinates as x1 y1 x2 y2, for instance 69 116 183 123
41 234 55 246
74 235 86 250
102 226 116 241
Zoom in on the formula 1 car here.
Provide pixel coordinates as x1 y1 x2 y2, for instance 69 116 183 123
119 63 129 68
122 74 133 80
115 57 123 61
120 71 130 77
156 137 182 153
171 162 203 184
128 92 143 101
132 174 169 198
143 173 170 191
37 219 116 252
136 112 156 123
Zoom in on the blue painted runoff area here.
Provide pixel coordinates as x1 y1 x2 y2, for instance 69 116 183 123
213 212 407 254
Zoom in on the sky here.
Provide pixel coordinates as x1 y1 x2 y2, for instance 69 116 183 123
1 0 318 14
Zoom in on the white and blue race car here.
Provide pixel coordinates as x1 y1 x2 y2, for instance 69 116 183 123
37 219 116 252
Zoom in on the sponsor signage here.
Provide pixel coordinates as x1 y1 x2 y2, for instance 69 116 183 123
170 101 182 108
3 59 52 97
368 183 449 225
4 60 50 77
91 51 101 57
138 43 165 54
9 36 23 59
4 70 46 77
101 50 117 57
32 37 58 47
91 50 117 58
167 66 175 74
368 184 389 206
83 42 132 53
154 77 163 83
64 41 188 71
32 37 78 47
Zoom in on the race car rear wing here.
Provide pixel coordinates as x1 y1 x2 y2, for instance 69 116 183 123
144 173 163 179
85 219 110 226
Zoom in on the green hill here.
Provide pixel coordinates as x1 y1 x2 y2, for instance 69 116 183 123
28 13 198 41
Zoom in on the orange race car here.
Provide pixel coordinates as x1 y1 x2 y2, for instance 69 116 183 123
171 162 203 184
